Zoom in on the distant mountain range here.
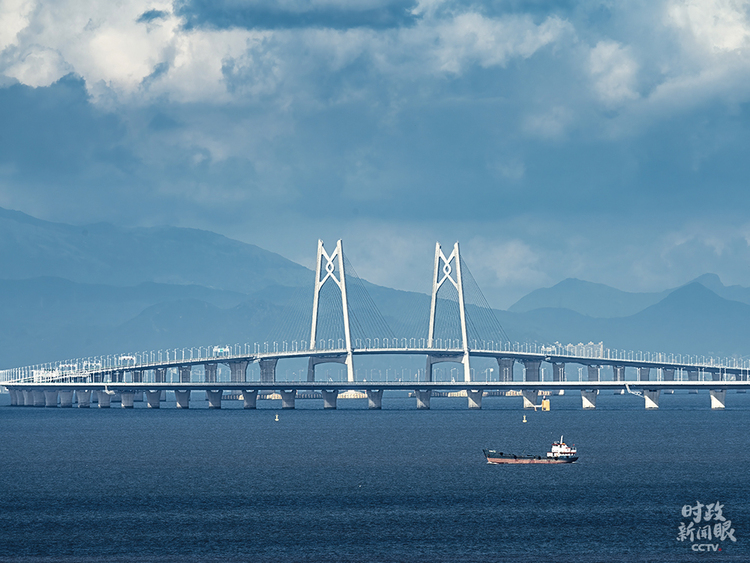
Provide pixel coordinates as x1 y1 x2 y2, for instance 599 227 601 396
1 206 749 367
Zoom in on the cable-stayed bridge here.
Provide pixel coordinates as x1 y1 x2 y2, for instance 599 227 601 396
3 240 749 411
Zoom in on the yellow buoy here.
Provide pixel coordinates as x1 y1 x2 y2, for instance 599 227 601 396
523 415 527 423
275 414 279 421
541 399 551 411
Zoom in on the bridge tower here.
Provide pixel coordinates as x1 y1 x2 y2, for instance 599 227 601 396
427 242 471 382
309 239 354 382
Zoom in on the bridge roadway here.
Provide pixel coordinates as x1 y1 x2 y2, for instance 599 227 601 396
4 347 749 411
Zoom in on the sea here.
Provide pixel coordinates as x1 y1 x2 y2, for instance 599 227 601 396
0 391 748 562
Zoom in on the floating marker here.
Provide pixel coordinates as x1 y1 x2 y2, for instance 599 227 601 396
523 415 527 423
275 414 279 421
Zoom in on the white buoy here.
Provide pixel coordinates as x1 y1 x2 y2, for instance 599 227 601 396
275 414 279 421
523 415 527 423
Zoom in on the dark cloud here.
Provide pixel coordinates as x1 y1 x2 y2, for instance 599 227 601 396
0 74 130 180
136 9 169 24
174 0 419 30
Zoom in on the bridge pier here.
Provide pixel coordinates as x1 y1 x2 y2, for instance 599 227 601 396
688 369 698 393
644 390 660 409
33 390 45 407
120 391 135 408
44 390 58 407
260 359 277 383
179 366 192 384
280 390 296 409
523 360 541 382
638 367 650 381
415 389 431 409
581 390 597 410
8 389 18 405
206 390 223 409
522 390 538 410
175 390 191 409
76 390 91 408
367 389 383 409
97 391 112 408
587 365 600 382
204 363 217 383
242 390 258 409
467 389 483 409
145 390 161 408
229 361 249 383
497 358 514 382
321 389 338 409
59 390 73 408
552 363 565 382
710 389 726 410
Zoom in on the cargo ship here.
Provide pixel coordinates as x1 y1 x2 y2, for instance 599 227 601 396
483 436 578 464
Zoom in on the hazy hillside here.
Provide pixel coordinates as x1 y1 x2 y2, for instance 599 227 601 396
3 206 750 368
508 278 669 318
0 207 311 293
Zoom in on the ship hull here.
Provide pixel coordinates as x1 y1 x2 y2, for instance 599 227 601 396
485 457 578 464
483 449 577 464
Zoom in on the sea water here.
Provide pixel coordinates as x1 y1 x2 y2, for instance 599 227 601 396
0 391 748 562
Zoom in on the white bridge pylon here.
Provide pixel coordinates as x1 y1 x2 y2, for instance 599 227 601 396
427 242 471 383
309 239 355 382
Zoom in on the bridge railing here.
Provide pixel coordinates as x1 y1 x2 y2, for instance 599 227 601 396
2 338 750 385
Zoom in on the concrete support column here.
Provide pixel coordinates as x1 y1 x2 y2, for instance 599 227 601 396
688 369 699 394
155 368 167 383
581 390 598 410
33 390 45 407
552 363 565 382
112 371 123 383
638 367 650 381
242 390 257 409
97 391 112 408
366 389 383 410
229 361 249 383
174 390 191 409
321 390 338 409
44 390 58 407
662 368 675 382
710 389 726 410
179 366 192 383
467 389 483 409
76 390 91 408
59 391 73 408
280 390 296 409
204 363 217 383
709 371 722 382
415 389 431 409
206 390 223 409
145 390 161 408
20 390 30 406
587 365 600 382
644 390 660 410
522 390 538 410
497 358 514 381
132 370 143 383
612 365 626 381
260 359 277 383
523 360 541 382
120 391 135 408
8 389 18 406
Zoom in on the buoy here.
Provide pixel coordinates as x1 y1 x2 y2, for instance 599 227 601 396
523 415 527 423
275 414 279 421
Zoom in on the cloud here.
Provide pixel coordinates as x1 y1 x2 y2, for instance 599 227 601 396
589 40 639 106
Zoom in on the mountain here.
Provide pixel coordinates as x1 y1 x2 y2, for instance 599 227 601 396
0 207 311 292
508 278 669 318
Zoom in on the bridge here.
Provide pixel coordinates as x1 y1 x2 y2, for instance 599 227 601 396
3 240 749 411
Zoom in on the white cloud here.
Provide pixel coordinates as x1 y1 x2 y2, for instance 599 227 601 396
667 0 750 53
589 40 639 106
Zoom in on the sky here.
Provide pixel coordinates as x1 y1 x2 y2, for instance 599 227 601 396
3 0 750 307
